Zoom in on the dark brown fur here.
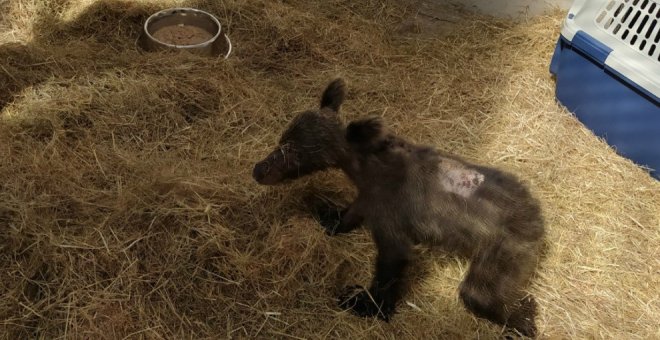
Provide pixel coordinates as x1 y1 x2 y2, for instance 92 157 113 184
253 79 545 338
345 117 544 337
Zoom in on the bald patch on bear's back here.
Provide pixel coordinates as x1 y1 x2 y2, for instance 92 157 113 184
438 158 485 198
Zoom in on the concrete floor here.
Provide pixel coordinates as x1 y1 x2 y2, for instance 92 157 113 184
396 0 572 38
444 0 573 17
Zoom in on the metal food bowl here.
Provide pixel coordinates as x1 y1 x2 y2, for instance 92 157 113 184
140 8 232 59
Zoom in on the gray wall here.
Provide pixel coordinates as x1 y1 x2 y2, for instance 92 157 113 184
450 0 573 17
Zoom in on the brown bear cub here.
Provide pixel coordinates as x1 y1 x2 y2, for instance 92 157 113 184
253 79 545 338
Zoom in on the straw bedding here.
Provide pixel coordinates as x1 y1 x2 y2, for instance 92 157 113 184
1 0 658 338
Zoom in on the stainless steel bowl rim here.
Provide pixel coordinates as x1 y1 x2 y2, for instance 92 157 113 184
143 7 222 49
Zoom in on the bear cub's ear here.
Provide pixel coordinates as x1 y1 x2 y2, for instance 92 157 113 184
346 117 385 146
320 78 346 112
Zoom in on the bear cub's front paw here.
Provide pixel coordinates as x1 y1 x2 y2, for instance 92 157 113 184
338 285 395 322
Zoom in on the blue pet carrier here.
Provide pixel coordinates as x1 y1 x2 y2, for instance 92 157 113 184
550 0 660 179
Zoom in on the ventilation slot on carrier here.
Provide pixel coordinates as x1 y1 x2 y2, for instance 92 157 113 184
595 0 660 60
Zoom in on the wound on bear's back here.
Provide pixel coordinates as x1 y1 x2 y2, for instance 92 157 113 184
439 158 485 198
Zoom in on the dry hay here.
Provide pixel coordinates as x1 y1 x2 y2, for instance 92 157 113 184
1 0 658 339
